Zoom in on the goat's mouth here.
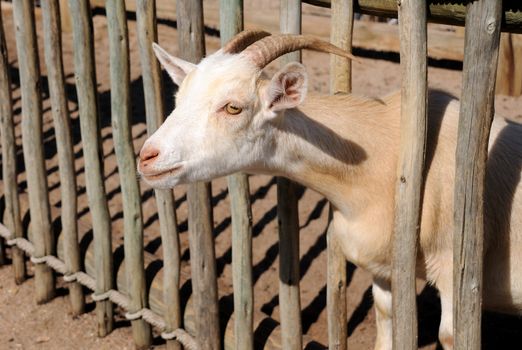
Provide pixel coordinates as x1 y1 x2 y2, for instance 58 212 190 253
140 164 184 182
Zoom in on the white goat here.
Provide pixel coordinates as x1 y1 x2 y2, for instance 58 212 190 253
138 30 522 350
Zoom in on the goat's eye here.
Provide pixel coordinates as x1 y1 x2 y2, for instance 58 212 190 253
225 103 242 115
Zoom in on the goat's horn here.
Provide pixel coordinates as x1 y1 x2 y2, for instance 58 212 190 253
221 30 272 54
242 34 358 68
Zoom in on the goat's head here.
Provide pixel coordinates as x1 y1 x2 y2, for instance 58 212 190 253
138 30 355 188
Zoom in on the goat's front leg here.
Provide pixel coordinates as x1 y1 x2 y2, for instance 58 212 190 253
435 253 454 350
373 278 393 350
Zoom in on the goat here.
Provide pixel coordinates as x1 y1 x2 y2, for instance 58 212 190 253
137 30 522 350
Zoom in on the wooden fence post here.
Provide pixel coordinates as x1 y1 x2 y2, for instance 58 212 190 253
328 2 353 349
219 1 255 350
134 1 182 349
0 3 25 279
278 2 303 349
68 0 114 336
176 2 221 349
105 0 152 347
12 0 55 303
454 1 502 348
40 0 85 316
392 1 428 349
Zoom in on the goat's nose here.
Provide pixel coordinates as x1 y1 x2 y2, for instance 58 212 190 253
139 145 160 167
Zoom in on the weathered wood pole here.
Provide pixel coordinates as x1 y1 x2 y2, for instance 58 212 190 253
0 3 25 277
392 1 428 349
12 0 55 302
453 1 502 348
278 2 303 349
219 1 255 350
327 2 353 349
302 0 522 33
105 0 152 347
134 1 182 349
176 2 221 349
68 0 114 336
40 0 85 315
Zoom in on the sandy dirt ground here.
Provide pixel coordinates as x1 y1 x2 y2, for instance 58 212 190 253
1 1 522 349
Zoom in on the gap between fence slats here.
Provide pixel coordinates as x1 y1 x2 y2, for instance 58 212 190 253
67 0 114 336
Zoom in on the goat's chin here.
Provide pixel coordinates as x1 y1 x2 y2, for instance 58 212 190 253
141 175 182 189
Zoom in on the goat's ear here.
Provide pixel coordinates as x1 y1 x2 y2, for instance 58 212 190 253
152 43 196 86
263 62 308 114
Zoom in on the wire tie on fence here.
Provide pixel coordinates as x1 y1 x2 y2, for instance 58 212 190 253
92 290 112 302
30 255 48 264
125 309 145 321
63 273 78 283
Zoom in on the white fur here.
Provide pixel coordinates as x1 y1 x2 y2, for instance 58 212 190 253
139 44 522 350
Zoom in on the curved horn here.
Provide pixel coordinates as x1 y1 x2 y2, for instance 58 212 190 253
221 30 272 54
242 34 358 68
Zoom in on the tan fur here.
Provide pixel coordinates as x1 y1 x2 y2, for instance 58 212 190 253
263 90 522 349
142 45 522 349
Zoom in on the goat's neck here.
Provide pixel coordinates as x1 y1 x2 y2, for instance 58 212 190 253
266 94 399 218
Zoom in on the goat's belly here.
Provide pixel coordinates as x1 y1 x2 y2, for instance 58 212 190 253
483 241 522 314
332 215 393 279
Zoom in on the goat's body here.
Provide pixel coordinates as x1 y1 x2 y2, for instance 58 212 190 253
252 90 522 348
142 38 522 349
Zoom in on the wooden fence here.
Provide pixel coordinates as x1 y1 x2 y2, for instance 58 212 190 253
0 0 520 349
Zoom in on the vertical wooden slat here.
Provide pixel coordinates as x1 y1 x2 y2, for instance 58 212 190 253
330 0 353 94
454 1 502 348
12 0 55 303
328 2 353 349
0 2 25 279
68 0 114 336
278 1 303 350
40 0 85 316
134 2 182 349
219 2 255 350
105 1 152 347
392 1 427 349
176 2 220 349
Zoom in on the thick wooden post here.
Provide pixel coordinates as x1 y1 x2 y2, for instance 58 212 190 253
219 2 255 350
135 1 182 349
12 0 55 303
0 3 25 279
454 1 502 348
40 0 85 315
68 0 114 336
106 0 152 347
176 2 220 349
278 2 303 350
392 1 427 349
328 2 353 349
